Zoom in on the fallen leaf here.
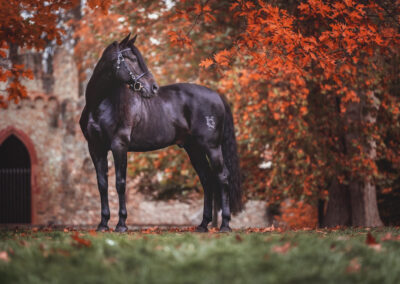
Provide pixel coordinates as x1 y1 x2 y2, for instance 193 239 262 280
8 248 14 255
369 243 382 252
336 236 349 241
71 232 92 247
39 243 47 251
105 257 117 264
346 258 361 273
271 242 291 254
366 232 378 245
235 234 243 242
43 226 53 232
52 248 70 257
381 233 393 241
0 251 10 262
40 243 49 258
208 228 218 233
366 232 381 251
245 226 276 233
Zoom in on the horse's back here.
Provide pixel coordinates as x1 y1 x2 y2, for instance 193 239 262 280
158 83 226 144
159 83 222 103
158 83 225 115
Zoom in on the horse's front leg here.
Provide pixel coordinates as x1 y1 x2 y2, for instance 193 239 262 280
111 142 128 233
89 146 110 232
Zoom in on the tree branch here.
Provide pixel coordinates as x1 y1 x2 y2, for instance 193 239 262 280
186 0 211 37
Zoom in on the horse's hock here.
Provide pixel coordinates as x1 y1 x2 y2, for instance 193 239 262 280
0 45 269 228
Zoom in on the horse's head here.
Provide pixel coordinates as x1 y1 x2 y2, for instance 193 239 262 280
102 33 159 97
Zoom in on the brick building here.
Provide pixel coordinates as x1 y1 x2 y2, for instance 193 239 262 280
0 46 98 225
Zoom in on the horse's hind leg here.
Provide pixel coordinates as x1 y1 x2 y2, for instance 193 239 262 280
111 142 128 233
205 145 232 232
185 143 216 232
89 146 110 232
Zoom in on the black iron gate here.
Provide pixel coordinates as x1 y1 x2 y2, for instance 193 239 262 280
0 168 31 223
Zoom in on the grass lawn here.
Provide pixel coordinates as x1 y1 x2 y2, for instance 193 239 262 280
1 227 400 284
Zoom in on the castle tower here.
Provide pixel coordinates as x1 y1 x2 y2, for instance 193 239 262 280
0 44 94 225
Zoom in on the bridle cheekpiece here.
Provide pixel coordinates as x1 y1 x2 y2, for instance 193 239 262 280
116 48 147 92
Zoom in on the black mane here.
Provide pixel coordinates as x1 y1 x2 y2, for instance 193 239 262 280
131 45 149 73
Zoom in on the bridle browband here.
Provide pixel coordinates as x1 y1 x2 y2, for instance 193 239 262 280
116 48 148 92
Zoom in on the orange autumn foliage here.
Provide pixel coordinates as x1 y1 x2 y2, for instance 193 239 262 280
0 0 111 108
0 0 81 107
210 0 400 208
277 200 318 229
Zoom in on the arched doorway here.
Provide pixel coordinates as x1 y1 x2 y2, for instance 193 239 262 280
0 131 34 224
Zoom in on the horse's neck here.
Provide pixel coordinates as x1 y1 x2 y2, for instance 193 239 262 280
85 70 117 108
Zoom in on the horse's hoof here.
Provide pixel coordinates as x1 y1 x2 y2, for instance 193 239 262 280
115 225 128 233
96 225 109 232
195 226 209 233
219 226 232 233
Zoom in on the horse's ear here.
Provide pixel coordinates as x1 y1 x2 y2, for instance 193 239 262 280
127 34 137 46
119 33 131 46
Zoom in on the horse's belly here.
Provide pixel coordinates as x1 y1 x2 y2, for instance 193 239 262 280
128 129 177 152
128 144 171 152
128 137 175 152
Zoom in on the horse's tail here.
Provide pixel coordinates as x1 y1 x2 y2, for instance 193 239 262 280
221 97 243 214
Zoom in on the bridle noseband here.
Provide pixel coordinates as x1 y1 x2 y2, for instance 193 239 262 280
116 48 147 92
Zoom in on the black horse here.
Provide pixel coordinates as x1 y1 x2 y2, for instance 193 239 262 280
80 34 242 232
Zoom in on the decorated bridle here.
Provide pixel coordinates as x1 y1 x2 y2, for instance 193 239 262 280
116 48 147 92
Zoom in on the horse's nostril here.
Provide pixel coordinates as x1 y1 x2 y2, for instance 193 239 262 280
152 84 159 93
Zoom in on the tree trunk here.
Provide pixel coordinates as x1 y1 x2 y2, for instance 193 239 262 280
323 92 383 227
346 93 383 227
323 178 351 227
350 180 383 227
317 199 325 227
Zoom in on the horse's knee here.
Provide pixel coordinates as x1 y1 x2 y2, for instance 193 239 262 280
207 148 229 185
116 178 126 191
218 168 229 186
98 178 107 190
208 148 224 171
